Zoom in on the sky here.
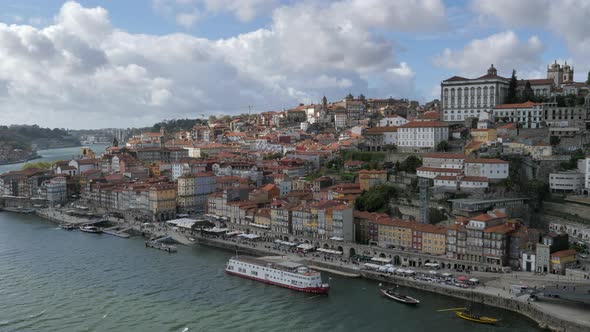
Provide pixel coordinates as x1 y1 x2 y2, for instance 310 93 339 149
0 0 589 129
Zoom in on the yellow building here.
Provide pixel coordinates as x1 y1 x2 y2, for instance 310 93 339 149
147 163 161 177
358 170 388 191
377 218 413 249
149 182 177 221
80 147 96 159
470 128 497 143
550 249 577 275
253 208 271 229
418 224 447 255
464 141 483 156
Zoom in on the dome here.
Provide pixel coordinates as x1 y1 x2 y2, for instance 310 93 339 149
487 64 497 76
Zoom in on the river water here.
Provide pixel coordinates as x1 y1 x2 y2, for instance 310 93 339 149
0 212 540 332
0 144 109 174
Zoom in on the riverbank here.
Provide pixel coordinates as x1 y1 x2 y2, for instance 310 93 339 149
26 209 590 332
193 235 590 332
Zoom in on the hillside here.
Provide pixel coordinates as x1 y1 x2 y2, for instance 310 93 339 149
0 125 81 150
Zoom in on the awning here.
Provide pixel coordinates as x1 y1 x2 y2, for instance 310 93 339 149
317 248 343 255
274 239 297 247
249 223 270 229
363 263 382 270
330 236 344 241
428 270 439 275
469 278 479 283
226 231 242 237
238 233 260 240
442 272 452 277
371 256 392 263
203 227 229 234
297 243 314 250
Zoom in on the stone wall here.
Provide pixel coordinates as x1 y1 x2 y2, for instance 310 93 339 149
363 271 586 332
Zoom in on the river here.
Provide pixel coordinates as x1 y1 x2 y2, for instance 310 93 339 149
0 144 109 174
0 212 540 331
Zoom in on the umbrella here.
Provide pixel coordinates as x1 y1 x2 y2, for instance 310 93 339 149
457 276 468 282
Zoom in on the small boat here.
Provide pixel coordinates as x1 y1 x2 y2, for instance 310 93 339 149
380 287 420 304
59 224 76 230
455 310 499 324
79 225 102 233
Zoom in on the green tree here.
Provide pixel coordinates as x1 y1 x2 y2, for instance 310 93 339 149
560 149 585 170
523 81 534 102
397 155 423 173
22 161 53 170
383 144 397 152
436 141 449 152
355 185 398 213
208 115 217 123
506 70 518 103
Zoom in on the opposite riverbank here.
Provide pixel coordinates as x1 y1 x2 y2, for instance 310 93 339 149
26 209 590 332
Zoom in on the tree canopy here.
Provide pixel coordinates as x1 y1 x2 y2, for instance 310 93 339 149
152 118 206 133
506 69 518 103
396 155 423 173
355 184 398 213
436 141 449 152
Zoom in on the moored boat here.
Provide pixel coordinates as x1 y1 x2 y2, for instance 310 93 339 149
379 287 420 304
454 310 498 324
225 256 330 294
79 225 102 233
59 224 76 230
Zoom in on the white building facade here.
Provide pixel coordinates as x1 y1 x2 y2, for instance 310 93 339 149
464 159 509 180
441 65 509 122
397 121 449 152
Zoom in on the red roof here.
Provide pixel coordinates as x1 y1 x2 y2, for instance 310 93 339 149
418 166 462 173
495 101 540 109
551 249 577 258
399 121 448 128
365 126 398 134
471 210 507 222
423 153 465 159
465 158 507 164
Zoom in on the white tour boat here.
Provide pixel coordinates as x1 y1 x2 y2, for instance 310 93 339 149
225 256 330 294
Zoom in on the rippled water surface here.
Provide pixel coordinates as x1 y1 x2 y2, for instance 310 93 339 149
0 213 540 331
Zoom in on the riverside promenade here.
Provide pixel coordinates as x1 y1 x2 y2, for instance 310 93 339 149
30 208 590 332
189 234 590 332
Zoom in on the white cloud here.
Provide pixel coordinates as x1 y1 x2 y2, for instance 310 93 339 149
433 31 544 77
176 10 200 28
0 1 447 128
202 0 278 22
153 0 278 23
471 0 590 79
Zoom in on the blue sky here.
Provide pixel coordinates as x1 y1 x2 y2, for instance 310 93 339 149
0 0 588 128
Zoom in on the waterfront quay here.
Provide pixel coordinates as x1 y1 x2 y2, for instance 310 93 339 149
190 234 590 332
12 207 590 331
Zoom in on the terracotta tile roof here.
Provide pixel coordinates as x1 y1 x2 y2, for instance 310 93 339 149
399 121 448 128
423 153 466 159
551 249 577 258
484 224 515 234
495 101 540 109
443 76 469 82
365 126 398 134
471 210 507 222
465 158 507 164
418 166 462 173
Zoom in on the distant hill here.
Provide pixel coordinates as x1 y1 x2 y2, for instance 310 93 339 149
0 125 81 150
151 118 207 133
